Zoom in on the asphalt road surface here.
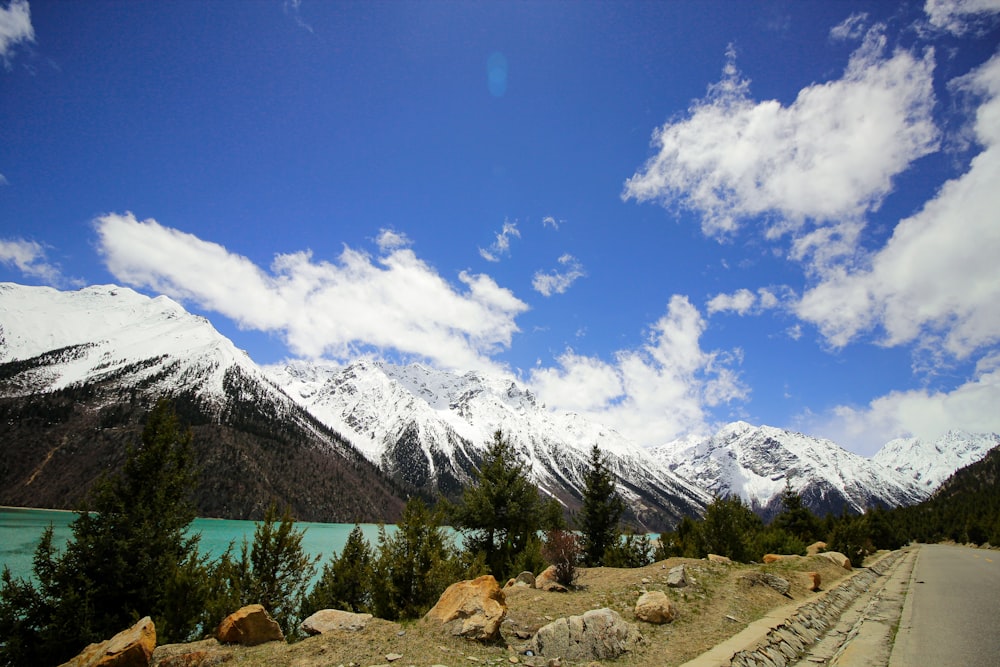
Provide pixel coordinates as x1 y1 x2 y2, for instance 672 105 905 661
889 544 1000 667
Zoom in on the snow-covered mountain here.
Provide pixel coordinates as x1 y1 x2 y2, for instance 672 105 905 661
0 283 403 522
266 359 710 530
874 431 1000 495
650 422 926 519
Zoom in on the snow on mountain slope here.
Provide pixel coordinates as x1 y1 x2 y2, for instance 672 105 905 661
0 283 257 401
874 431 1000 495
650 421 925 518
267 359 710 529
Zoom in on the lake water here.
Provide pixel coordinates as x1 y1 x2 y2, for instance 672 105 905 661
0 507 395 583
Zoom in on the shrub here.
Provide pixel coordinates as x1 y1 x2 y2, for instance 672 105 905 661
541 529 581 587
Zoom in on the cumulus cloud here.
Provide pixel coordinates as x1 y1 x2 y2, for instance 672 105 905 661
94 212 528 370
924 0 1000 35
532 254 585 297
479 219 520 262
802 359 1000 456
706 286 789 316
0 0 33 67
796 52 1000 359
529 295 747 446
0 237 65 284
622 30 938 245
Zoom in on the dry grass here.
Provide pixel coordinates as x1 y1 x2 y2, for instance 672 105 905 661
161 555 854 667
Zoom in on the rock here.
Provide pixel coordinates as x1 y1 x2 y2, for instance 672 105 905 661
815 551 852 569
424 575 507 641
666 564 688 588
529 608 643 661
385 653 403 662
61 616 156 667
634 591 676 624
807 571 821 591
806 541 827 556
534 565 568 592
743 572 791 597
216 604 284 646
708 554 732 565
515 571 536 587
762 553 802 564
151 639 233 667
300 609 374 634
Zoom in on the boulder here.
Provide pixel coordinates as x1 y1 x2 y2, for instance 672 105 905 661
707 554 732 565
530 608 643 661
300 609 373 635
806 541 827 556
763 553 802 564
424 575 507 641
151 638 233 667
216 604 283 646
807 571 821 592
814 551 852 569
515 571 536 587
61 616 156 667
634 591 676 624
666 564 688 588
535 565 569 592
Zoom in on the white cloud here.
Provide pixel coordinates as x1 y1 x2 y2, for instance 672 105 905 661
479 219 520 262
94 212 529 370
532 254 585 297
706 286 788 316
622 30 938 244
924 0 1000 35
541 215 562 230
796 52 1000 359
0 237 65 284
706 289 756 316
529 295 747 446
830 12 870 41
0 0 33 67
802 361 1000 456
375 228 411 251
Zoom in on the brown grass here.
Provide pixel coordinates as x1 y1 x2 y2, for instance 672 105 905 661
161 555 854 667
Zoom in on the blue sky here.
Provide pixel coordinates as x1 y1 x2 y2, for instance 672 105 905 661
2 0 999 455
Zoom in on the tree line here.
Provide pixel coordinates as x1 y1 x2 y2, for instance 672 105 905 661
1 399 997 666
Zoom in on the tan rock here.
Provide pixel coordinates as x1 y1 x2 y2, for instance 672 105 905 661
60 616 156 667
807 571 821 591
634 591 676 624
806 541 827 556
424 575 507 641
535 565 569 592
300 609 373 635
762 553 803 564
814 551 852 569
707 554 732 564
151 638 233 667
216 604 283 646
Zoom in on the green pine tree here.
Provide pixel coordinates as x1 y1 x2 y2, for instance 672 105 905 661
578 444 626 566
302 524 374 616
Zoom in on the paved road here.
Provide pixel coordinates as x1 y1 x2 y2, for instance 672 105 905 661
889 544 1000 667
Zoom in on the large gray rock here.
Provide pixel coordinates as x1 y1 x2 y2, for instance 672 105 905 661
666 564 688 588
529 608 643 660
300 609 373 635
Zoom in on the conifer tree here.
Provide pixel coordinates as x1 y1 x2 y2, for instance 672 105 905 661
578 444 625 566
0 399 204 665
452 430 546 580
303 524 373 616
772 482 821 544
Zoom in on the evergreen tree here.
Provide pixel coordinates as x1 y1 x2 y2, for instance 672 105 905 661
371 498 458 621
699 495 762 562
302 525 374 616
452 431 548 580
772 482 821 544
578 444 626 567
0 399 204 665
604 527 653 568
217 502 319 638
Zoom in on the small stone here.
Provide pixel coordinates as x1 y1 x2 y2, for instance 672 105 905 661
386 654 404 662
509 657 520 664
398 630 406 636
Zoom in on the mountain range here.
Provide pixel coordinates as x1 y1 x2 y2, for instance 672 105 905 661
1 283 996 528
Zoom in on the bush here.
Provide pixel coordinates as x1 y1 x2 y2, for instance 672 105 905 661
541 529 581 587
748 526 806 561
605 529 653 568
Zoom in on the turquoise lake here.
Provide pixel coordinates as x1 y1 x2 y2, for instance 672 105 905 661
0 507 397 583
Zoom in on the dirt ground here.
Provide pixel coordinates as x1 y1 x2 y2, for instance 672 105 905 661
153 555 856 667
